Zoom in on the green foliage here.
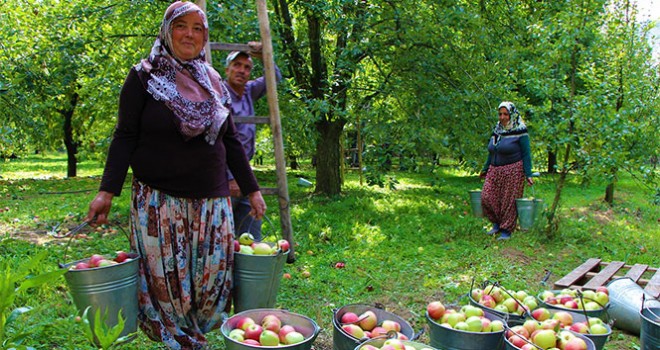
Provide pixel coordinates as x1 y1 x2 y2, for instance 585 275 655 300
0 250 67 350
79 306 134 350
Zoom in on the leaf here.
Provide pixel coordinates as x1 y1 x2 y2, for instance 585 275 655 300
15 269 67 292
5 307 31 326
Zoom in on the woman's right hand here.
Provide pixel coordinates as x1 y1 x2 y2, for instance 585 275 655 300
85 191 114 225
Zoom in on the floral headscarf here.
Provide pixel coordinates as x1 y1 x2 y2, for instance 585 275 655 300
136 1 230 145
493 101 527 136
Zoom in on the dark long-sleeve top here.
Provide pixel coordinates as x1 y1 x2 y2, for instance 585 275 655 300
482 133 533 177
99 67 259 199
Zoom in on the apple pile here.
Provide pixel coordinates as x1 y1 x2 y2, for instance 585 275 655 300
234 232 291 256
358 338 435 350
70 251 134 270
427 301 504 333
568 317 610 336
529 306 609 335
471 284 539 316
538 287 609 311
227 314 306 346
340 310 408 340
506 326 590 350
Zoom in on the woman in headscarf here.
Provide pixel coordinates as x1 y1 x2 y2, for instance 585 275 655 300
85 2 266 348
479 101 534 240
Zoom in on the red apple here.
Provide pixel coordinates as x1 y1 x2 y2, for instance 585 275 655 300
479 294 497 308
242 339 260 346
552 311 574 327
381 320 401 333
370 326 387 337
114 251 129 263
508 334 528 348
233 240 240 252
244 324 263 341
278 324 296 343
564 337 588 350
596 286 608 295
74 262 90 270
532 307 551 321
427 301 446 320
341 312 359 324
236 316 256 331
570 322 590 334
261 314 281 332
277 239 291 252
342 324 365 339
358 311 377 331
88 254 104 268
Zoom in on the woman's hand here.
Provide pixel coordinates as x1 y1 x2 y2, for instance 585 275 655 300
247 191 267 220
228 179 242 197
527 177 534 186
85 191 114 225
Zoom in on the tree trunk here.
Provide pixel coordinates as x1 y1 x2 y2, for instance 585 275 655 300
605 183 614 205
547 148 557 173
315 119 345 195
61 92 79 178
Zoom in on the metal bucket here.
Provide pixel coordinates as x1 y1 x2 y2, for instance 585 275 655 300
606 277 660 334
468 190 483 217
355 338 437 350
332 304 415 350
640 306 660 350
536 290 609 321
515 198 535 230
221 308 320 350
426 309 505 350
233 243 287 313
544 309 611 350
63 255 140 339
503 330 596 350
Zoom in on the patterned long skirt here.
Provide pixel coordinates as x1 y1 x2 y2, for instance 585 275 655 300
130 180 235 350
481 161 525 232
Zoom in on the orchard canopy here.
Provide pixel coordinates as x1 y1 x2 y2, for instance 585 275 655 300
1 1 658 207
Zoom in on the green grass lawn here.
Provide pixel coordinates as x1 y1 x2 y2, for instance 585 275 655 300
0 153 658 349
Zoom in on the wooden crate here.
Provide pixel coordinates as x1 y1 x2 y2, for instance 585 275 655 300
553 258 660 299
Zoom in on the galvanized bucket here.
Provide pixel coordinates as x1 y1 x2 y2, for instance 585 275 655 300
355 338 437 350
503 330 596 350
536 290 609 321
640 306 660 350
426 309 505 350
221 308 320 350
606 277 660 334
332 304 415 350
515 198 535 230
468 190 483 217
233 242 287 313
543 308 611 350
63 254 140 340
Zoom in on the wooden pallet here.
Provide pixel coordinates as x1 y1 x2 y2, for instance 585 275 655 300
553 258 660 299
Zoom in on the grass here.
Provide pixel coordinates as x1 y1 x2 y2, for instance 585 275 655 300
0 152 658 349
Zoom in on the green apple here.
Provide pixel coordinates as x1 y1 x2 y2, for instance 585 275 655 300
358 311 378 331
589 323 609 335
462 305 484 318
454 321 469 331
532 329 557 349
593 292 609 307
238 232 255 245
252 242 273 255
502 298 519 313
239 245 254 255
465 316 483 332
260 329 280 346
284 331 305 344
490 320 504 332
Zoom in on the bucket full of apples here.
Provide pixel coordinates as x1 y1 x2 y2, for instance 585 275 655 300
221 308 320 350
426 301 506 350
468 281 539 326
332 304 415 350
233 230 291 313
63 250 140 341
504 320 597 350
521 306 612 350
537 287 610 321
354 337 438 350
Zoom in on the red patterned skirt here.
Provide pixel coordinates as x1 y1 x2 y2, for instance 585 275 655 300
130 180 234 349
481 161 525 232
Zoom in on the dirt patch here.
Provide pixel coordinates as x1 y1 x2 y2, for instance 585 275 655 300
500 247 534 266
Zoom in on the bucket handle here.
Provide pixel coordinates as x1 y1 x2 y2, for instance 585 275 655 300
410 327 424 341
502 322 544 350
642 294 660 320
57 219 132 269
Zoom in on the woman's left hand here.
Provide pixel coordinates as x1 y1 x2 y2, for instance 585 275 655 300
527 177 534 186
247 191 267 220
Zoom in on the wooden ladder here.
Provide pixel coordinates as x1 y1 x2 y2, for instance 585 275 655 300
197 0 295 263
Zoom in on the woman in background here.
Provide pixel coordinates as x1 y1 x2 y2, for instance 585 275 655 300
480 101 533 240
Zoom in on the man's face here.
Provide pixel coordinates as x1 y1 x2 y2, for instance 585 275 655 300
225 55 253 90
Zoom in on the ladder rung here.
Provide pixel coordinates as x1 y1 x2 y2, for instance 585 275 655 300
234 116 270 125
209 42 252 52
